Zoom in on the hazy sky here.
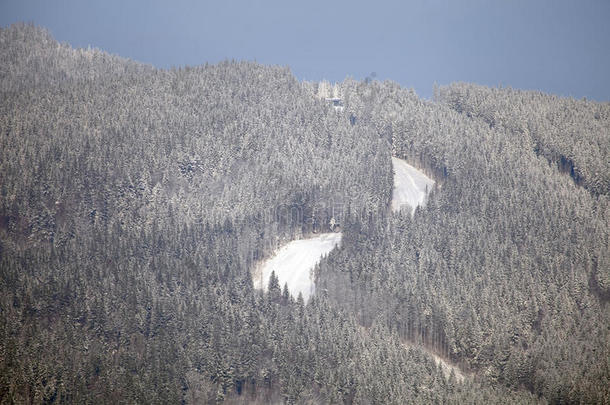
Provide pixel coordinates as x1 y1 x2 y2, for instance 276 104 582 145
1 0 609 100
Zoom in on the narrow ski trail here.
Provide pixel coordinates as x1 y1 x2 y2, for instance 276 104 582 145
391 157 435 215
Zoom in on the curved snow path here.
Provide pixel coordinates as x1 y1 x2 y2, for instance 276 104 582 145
254 233 342 303
252 157 431 302
391 157 435 215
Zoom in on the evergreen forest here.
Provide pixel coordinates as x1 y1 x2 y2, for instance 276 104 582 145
1 24 609 404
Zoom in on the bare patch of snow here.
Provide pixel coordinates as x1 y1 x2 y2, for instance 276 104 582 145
391 157 435 215
253 233 342 303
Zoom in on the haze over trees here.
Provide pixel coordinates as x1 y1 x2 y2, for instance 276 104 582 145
1 23 608 403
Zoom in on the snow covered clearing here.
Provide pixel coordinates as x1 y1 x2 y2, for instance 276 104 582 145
253 233 342 303
391 157 435 215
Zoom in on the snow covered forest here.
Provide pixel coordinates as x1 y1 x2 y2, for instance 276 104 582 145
1 24 609 403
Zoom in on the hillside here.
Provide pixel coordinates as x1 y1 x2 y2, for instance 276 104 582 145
319 78 610 402
1 23 608 404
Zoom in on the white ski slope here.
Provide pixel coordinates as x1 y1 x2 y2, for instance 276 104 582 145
253 233 342 303
391 157 435 215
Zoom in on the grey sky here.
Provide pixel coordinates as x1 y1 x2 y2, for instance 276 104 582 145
1 0 609 100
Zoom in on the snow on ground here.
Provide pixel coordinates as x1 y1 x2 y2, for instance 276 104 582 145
428 350 466 383
402 343 466 384
253 233 342 303
391 157 435 215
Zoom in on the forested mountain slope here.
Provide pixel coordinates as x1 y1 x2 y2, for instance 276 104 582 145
0 23 607 404
436 83 610 196
318 79 610 403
